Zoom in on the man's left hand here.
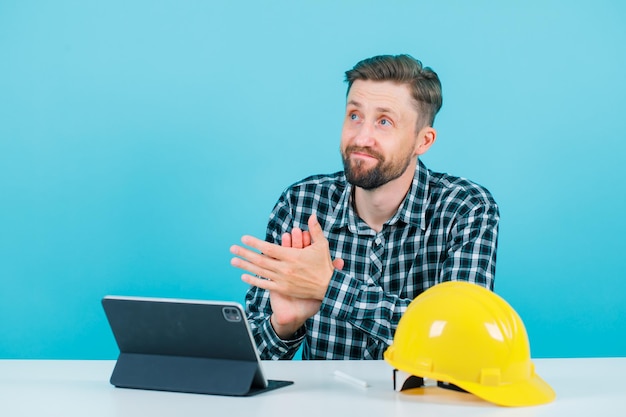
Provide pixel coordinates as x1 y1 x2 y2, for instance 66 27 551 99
230 214 335 300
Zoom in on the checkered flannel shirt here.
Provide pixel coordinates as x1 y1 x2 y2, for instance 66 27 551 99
245 159 499 360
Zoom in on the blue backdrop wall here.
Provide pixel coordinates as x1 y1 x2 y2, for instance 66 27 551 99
1 0 624 359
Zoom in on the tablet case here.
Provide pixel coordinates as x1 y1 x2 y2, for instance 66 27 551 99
102 296 293 396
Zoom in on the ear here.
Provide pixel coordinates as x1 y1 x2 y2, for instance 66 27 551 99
414 126 436 156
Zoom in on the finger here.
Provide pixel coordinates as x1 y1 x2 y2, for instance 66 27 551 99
230 245 278 276
239 235 267 251
230 244 261 260
291 227 303 248
303 230 311 247
241 273 278 291
230 255 268 279
239 235 286 259
281 232 292 247
308 214 327 244
333 257 345 271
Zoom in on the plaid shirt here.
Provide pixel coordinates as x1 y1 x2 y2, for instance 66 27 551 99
245 159 499 360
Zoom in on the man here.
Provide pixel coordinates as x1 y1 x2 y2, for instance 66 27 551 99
230 54 499 360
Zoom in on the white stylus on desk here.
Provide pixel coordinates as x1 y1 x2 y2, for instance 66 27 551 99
333 370 369 388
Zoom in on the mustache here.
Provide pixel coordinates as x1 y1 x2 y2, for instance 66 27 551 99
343 146 383 161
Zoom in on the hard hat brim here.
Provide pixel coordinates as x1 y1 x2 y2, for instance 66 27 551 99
454 372 556 407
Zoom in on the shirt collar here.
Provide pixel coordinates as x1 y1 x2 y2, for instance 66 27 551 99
329 159 430 232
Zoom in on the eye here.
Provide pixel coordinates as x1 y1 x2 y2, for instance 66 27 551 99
350 113 359 120
380 118 392 126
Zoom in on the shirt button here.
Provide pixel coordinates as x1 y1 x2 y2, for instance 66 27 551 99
375 238 381 245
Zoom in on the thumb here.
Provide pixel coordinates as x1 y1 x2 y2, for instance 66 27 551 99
308 214 327 244
332 258 344 271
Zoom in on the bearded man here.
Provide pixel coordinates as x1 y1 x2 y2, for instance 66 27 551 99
230 54 499 360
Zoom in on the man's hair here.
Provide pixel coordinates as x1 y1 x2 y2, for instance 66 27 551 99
344 54 443 128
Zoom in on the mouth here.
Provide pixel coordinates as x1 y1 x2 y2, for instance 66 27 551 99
346 147 382 162
351 151 378 161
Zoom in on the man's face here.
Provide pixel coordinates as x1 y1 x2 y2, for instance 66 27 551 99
340 80 421 190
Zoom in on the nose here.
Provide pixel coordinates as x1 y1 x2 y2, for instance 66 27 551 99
352 122 375 147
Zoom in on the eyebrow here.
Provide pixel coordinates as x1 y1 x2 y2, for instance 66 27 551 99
347 100 397 116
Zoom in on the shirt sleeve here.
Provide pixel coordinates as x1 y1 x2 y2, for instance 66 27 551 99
440 202 500 289
318 199 500 349
318 270 411 349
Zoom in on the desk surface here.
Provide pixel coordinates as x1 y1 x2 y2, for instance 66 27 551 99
1 358 625 416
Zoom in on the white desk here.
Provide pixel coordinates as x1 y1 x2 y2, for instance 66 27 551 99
1 358 624 416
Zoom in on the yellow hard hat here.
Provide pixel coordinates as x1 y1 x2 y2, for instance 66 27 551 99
384 281 555 407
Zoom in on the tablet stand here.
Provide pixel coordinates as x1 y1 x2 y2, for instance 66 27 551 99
110 353 293 396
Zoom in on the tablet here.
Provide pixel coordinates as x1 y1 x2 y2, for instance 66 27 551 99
101 295 293 396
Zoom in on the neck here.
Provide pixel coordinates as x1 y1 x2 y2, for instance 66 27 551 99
353 160 417 232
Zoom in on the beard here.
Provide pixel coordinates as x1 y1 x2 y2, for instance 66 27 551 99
341 146 413 190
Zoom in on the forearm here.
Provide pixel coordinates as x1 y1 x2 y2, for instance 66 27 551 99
318 270 412 347
245 287 304 360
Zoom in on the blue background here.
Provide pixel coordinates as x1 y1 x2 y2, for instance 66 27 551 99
1 1 624 359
